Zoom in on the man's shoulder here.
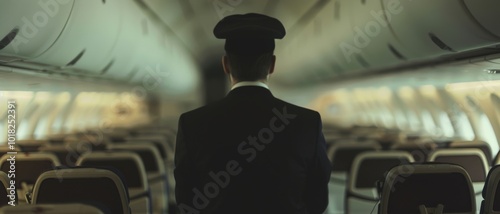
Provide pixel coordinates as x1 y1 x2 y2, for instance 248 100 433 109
179 96 320 121
179 100 224 120
274 98 319 115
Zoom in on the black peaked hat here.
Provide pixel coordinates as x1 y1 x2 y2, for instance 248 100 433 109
214 13 286 55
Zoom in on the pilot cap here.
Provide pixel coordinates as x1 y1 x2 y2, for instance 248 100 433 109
214 13 286 55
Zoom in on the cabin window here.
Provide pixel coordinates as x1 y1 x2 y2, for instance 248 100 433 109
421 110 437 135
492 93 500 131
453 111 475 141
438 112 455 138
477 113 498 156
394 108 408 130
465 96 499 156
3 92 35 140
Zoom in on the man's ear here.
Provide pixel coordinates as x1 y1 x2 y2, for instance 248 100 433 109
222 55 231 75
269 55 276 75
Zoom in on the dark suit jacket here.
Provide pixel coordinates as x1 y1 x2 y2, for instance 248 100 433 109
174 86 331 214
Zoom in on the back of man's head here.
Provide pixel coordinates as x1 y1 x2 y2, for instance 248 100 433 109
225 52 274 81
214 13 285 82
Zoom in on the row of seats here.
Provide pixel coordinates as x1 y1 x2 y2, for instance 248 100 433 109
0 151 157 213
377 163 500 214
322 125 497 214
340 148 490 213
0 125 176 214
0 167 129 213
327 140 492 167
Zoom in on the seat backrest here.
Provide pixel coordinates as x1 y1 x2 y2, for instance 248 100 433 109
391 141 437 163
39 145 78 167
76 151 148 191
39 141 99 167
16 140 49 152
31 167 130 214
328 142 381 173
0 171 14 207
108 143 169 214
349 151 414 192
0 152 60 188
450 141 492 166
125 135 170 161
481 165 500 214
427 148 489 183
379 163 476 214
107 143 165 175
346 151 414 213
0 145 21 157
0 203 105 214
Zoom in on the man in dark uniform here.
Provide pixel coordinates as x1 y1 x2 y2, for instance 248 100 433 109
174 13 331 214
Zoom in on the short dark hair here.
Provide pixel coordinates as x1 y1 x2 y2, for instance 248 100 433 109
226 52 274 81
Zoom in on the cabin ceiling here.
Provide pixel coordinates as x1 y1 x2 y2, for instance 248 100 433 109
1 0 500 99
143 0 327 64
144 0 500 88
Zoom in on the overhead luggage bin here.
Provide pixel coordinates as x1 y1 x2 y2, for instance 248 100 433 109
463 1 500 38
345 0 411 69
380 0 500 61
0 0 74 60
275 0 365 84
328 0 366 73
102 1 155 81
28 0 122 74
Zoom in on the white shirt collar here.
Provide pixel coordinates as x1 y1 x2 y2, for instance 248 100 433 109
231 81 269 91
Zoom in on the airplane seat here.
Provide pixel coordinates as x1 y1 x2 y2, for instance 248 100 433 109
428 149 489 213
102 131 131 144
39 145 75 167
39 143 94 167
77 151 151 214
480 165 500 214
125 135 176 205
324 137 349 152
391 141 437 163
378 163 476 214
0 203 105 214
0 145 20 160
346 151 414 214
0 171 14 207
108 143 169 214
16 140 49 152
373 131 406 150
31 167 131 214
125 135 171 162
0 152 60 204
325 142 381 214
449 141 492 167
46 134 72 145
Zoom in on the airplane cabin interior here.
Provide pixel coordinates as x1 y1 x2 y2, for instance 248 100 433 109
1 0 500 213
